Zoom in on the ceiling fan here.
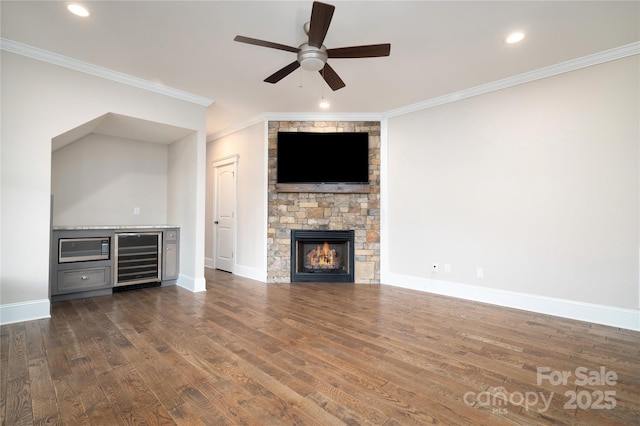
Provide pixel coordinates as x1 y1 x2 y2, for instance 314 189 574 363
234 1 391 91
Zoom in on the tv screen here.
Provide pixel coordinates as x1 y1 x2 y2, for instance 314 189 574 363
277 132 369 184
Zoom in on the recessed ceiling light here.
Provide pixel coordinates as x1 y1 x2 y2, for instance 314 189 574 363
67 3 90 17
505 32 525 44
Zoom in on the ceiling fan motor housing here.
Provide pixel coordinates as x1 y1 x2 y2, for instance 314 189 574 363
298 43 328 71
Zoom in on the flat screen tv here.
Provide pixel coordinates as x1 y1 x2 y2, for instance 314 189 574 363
277 132 369 185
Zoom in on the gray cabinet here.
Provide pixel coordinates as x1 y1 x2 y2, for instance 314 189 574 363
50 229 114 301
56 266 111 294
163 228 179 280
51 226 179 301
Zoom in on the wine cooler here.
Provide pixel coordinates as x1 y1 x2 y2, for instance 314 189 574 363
114 232 162 287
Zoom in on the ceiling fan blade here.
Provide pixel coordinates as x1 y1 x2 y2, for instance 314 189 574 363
234 35 299 53
307 1 335 48
264 61 301 84
320 63 345 91
327 44 391 58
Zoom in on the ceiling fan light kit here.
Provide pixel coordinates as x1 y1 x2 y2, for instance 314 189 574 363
298 44 328 71
233 1 391 91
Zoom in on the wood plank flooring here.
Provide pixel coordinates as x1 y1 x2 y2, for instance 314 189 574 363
2 268 639 425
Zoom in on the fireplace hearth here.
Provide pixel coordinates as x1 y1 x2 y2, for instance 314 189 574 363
291 230 354 283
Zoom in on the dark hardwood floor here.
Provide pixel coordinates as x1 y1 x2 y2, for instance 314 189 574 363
2 269 639 425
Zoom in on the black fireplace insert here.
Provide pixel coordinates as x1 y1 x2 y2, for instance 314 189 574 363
290 229 355 283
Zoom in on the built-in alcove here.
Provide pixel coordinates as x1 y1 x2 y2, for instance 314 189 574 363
51 113 194 226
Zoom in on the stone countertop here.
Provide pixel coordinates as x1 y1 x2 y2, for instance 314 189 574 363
53 225 179 231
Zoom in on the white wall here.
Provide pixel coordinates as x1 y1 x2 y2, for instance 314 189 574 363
385 56 639 328
51 134 169 226
169 132 207 292
0 51 207 323
3 44 637 330
206 121 267 281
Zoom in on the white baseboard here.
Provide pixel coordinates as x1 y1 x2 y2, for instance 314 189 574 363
204 262 266 283
0 299 51 325
192 276 207 292
383 273 640 332
204 256 214 269
234 265 267 282
5 273 632 331
177 273 207 293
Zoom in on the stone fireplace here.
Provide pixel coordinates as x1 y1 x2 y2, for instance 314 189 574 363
267 120 380 283
291 229 355 283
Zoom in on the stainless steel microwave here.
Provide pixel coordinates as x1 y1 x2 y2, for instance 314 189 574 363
58 237 110 263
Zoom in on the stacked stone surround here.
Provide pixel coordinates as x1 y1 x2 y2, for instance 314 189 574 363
267 121 381 284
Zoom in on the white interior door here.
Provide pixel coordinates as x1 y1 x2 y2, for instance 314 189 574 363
214 160 236 272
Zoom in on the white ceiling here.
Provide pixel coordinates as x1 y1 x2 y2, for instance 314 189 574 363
2 1 639 137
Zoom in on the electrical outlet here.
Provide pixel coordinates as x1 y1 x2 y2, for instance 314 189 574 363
476 267 484 278
432 263 438 273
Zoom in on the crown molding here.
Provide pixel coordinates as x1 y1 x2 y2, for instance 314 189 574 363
208 112 383 141
263 112 383 123
6 36 633 134
384 41 640 119
1 38 214 107
209 42 638 139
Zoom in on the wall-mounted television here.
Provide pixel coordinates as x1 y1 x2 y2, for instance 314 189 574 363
276 132 369 189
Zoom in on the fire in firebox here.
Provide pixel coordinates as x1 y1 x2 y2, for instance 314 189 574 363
307 242 340 269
